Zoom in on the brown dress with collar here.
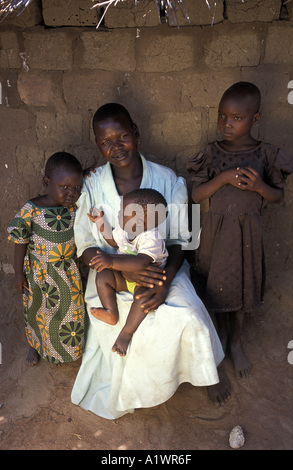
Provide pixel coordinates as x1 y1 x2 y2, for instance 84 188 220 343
187 142 293 313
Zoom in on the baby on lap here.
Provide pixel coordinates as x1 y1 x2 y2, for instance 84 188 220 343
88 188 168 356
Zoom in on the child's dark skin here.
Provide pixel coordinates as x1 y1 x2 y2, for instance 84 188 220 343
13 166 83 365
88 195 160 356
192 93 283 379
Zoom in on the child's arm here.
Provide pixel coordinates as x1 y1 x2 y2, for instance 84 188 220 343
237 167 284 203
89 250 153 273
87 208 117 248
13 244 28 293
192 166 283 203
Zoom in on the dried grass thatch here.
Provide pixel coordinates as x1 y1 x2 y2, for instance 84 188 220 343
0 0 223 26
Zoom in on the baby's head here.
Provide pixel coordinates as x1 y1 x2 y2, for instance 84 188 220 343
220 81 261 115
44 152 83 207
120 188 168 236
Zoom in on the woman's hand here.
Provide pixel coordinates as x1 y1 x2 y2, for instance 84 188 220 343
124 263 167 289
134 282 170 314
83 166 98 177
133 245 184 313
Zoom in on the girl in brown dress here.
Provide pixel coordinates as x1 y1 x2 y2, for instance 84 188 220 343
188 82 293 379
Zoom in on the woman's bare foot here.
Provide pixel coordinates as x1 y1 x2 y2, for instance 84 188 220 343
112 330 132 356
206 366 231 408
26 346 40 366
90 307 117 326
229 343 252 378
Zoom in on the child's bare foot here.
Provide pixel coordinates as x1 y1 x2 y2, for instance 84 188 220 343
206 366 231 408
90 307 117 326
112 331 132 356
229 343 252 378
26 346 40 366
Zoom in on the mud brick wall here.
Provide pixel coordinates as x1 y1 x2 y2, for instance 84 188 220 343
0 0 292 276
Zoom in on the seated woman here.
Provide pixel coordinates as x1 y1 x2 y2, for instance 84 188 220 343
71 103 228 419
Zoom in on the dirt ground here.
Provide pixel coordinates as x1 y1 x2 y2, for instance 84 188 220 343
0 266 292 452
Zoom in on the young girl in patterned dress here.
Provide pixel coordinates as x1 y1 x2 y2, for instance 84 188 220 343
188 82 293 380
8 152 86 366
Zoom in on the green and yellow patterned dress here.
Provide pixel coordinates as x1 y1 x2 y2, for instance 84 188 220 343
7 201 86 364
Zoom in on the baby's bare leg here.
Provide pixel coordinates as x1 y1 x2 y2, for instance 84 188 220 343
112 286 148 356
90 269 127 325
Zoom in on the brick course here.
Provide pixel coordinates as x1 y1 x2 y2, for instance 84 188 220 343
0 0 292 270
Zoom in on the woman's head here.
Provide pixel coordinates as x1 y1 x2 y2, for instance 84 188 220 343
218 82 261 143
92 103 140 169
43 152 83 207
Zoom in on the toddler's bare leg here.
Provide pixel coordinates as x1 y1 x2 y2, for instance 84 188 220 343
112 286 148 356
90 269 127 325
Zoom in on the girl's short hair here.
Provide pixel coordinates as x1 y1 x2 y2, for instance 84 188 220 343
92 103 134 131
45 152 82 178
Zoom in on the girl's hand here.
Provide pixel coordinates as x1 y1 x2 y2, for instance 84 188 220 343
89 250 113 272
125 263 167 289
236 167 264 192
14 272 28 294
222 167 245 188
